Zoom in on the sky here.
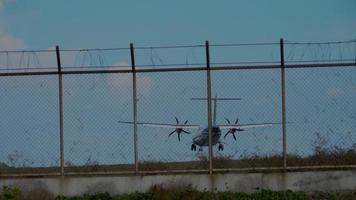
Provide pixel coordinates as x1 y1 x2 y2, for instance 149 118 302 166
0 1 356 168
0 0 356 50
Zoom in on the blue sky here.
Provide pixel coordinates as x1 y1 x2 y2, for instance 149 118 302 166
1 0 356 50
0 1 356 167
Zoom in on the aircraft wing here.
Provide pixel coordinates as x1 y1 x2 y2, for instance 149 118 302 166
118 121 200 129
217 122 279 129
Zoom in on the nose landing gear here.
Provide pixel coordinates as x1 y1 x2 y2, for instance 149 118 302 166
191 144 197 151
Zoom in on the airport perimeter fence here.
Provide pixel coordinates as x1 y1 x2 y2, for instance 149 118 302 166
0 39 355 176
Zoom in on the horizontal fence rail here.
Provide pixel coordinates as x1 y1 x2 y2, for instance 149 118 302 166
1 63 356 77
0 39 356 177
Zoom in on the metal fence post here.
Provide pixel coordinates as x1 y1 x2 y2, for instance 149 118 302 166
56 45 65 176
280 38 287 169
130 43 139 173
205 41 213 175
354 41 356 66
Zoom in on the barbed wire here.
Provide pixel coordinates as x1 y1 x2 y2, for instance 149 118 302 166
0 39 355 72
0 39 355 53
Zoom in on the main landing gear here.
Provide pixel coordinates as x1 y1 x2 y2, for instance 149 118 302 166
192 144 224 151
191 144 203 151
218 143 224 151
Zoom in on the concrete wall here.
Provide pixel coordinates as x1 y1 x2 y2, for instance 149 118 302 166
1 170 356 196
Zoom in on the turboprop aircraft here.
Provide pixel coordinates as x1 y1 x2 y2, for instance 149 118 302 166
118 97 277 151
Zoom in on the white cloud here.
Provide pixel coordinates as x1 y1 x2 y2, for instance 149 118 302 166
0 0 25 51
327 87 344 98
111 74 153 93
109 61 154 100
111 61 131 70
0 34 27 50
0 34 28 71
0 0 15 10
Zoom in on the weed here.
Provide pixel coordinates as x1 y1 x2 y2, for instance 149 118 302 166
2 186 356 200
0 186 21 200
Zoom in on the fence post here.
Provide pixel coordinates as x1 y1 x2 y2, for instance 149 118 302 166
205 41 213 175
56 45 65 177
130 43 139 173
280 38 287 169
354 41 356 66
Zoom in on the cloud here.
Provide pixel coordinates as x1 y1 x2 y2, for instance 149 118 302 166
0 0 25 51
0 34 27 50
327 87 344 98
0 0 5 9
111 74 153 93
0 0 15 10
0 34 29 71
110 61 131 70
109 61 154 100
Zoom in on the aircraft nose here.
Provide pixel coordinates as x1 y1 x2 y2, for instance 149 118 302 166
192 136 200 144
192 137 197 143
213 127 221 132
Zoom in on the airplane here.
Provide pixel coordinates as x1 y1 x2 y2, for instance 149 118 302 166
118 96 277 151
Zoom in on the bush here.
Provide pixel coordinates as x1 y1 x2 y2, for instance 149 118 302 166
2 185 356 200
0 186 22 200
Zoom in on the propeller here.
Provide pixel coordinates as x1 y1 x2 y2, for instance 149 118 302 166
224 117 244 141
168 117 191 141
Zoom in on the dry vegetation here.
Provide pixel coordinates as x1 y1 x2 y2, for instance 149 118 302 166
1 147 355 175
1 132 355 174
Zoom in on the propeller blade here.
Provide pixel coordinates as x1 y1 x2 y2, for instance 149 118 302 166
225 118 231 124
178 133 181 141
168 130 176 137
182 130 190 134
232 133 237 141
235 118 239 124
175 117 179 124
184 120 188 124
224 130 231 138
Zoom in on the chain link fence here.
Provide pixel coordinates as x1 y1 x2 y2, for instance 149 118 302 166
0 75 59 174
0 40 355 176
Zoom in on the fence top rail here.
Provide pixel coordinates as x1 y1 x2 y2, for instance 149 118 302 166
0 62 355 77
0 60 353 73
0 49 56 53
284 39 356 45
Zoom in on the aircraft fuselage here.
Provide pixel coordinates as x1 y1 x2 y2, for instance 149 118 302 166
192 126 221 147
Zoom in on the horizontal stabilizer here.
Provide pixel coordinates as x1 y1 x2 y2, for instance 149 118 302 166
191 98 241 100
